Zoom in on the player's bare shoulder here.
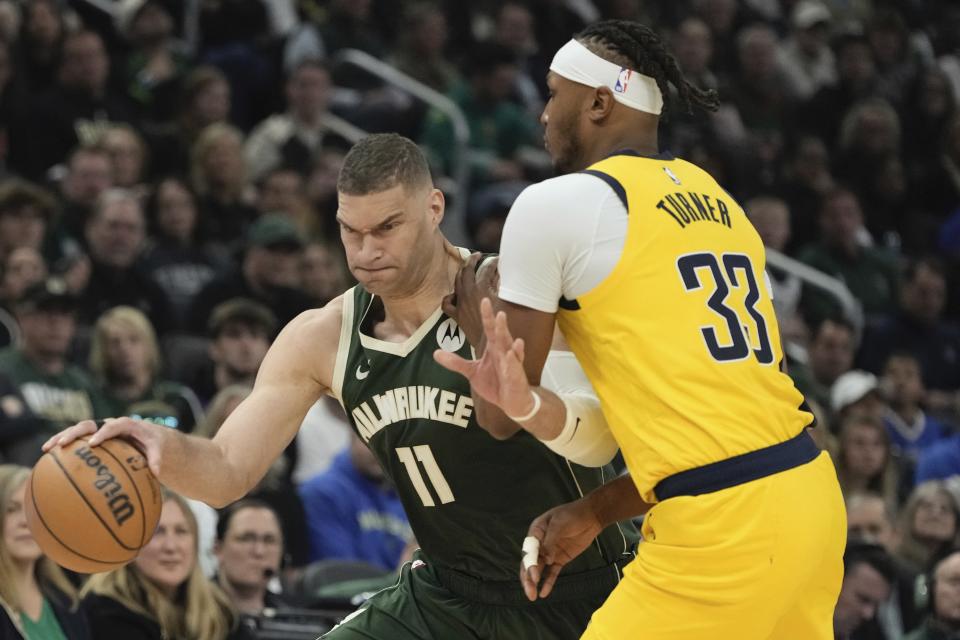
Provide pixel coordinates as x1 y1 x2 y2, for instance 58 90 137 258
263 292 349 392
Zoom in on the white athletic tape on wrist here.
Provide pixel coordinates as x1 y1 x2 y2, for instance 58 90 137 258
522 536 540 570
549 39 663 115
509 390 542 423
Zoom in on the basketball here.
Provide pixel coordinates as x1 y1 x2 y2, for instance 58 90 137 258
24 436 163 574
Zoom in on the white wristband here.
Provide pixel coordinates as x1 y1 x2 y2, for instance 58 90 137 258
508 390 542 423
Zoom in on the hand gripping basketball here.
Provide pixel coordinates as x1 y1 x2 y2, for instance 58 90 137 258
42 417 168 479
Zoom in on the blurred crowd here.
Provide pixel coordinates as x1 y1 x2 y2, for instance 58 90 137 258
0 0 958 638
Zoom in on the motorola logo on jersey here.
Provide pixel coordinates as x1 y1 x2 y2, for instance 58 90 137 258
436 318 466 352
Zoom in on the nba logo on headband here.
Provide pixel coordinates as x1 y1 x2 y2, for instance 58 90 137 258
615 68 632 94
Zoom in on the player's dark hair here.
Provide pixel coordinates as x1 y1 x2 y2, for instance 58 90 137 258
337 133 433 196
574 20 720 117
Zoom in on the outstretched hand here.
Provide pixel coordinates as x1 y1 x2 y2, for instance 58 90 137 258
433 297 533 419
41 417 169 478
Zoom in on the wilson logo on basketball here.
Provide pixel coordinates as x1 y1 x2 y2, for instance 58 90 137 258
75 446 136 526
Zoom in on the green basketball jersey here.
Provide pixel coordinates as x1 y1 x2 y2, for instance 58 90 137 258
333 284 638 582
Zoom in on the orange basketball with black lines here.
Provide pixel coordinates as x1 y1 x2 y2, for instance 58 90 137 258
24 436 162 573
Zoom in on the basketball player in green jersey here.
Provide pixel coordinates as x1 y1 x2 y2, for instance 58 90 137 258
46 134 637 639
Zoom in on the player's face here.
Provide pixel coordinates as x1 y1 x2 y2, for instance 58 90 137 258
833 563 890 636
3 481 42 564
337 183 444 297
136 498 196 597
216 507 283 590
541 72 587 173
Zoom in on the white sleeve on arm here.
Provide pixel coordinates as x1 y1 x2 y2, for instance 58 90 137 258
539 350 619 467
498 174 627 313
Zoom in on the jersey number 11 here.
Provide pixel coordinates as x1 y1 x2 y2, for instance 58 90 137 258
396 445 456 507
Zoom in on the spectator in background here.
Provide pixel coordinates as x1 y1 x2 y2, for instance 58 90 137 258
0 248 48 343
896 482 960 579
916 432 960 486
834 541 897 640
0 278 105 461
858 257 960 399
867 9 925 109
798 187 899 325
214 500 287 617
0 178 55 263
775 134 834 252
141 177 220 329
882 351 953 465
116 0 190 125
88 306 202 433
245 60 360 183
0 464 90 639
305 148 346 237
835 414 900 508
728 24 791 143
78 189 172 334
744 195 806 342
82 490 251 640
421 42 540 185
790 317 856 411
9 29 132 181
255 167 315 236
300 240 349 308
801 31 878 148
494 1 546 116
832 370 887 423
190 123 257 248
101 124 149 191
299 433 411 572
292 395 352 487
905 548 960 640
778 0 835 101
13 0 65 94
191 300 274 404
55 145 114 244
847 492 897 551
389 3 459 94
466 181 529 254
188 215 310 334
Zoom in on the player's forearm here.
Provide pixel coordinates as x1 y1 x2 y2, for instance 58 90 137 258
474 387 567 441
584 473 652 526
155 433 250 507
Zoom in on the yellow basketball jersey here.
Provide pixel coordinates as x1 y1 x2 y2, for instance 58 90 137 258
557 151 813 503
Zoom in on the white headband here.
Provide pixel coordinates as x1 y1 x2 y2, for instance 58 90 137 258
549 39 663 115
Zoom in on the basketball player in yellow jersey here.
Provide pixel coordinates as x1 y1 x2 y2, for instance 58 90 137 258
436 19 846 640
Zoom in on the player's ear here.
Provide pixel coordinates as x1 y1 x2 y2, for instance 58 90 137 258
588 86 616 123
428 188 445 226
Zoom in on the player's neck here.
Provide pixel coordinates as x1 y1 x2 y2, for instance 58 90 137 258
379 241 459 333
582 121 659 167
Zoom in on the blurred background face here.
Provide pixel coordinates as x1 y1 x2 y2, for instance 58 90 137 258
833 563 891 637
883 356 924 406
935 553 960 625
301 244 345 304
3 480 41 565
193 80 230 128
919 70 952 118
211 323 269 377
65 151 113 207
155 179 197 242
19 309 74 359
338 183 439 298
259 170 305 215
87 198 146 268
412 9 447 56
103 321 152 383
837 42 875 88
0 206 46 255
913 491 957 543
130 2 173 47
810 321 854 384
103 128 146 188
738 27 777 80
791 137 830 186
842 422 887 480
60 32 108 94
201 135 244 190
901 265 946 325
245 245 302 290
819 192 863 249
496 3 534 53
216 507 283 591
847 496 894 549
674 18 712 75
25 0 61 47
746 199 790 251
135 498 195 597
2 248 47 300
287 66 330 121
